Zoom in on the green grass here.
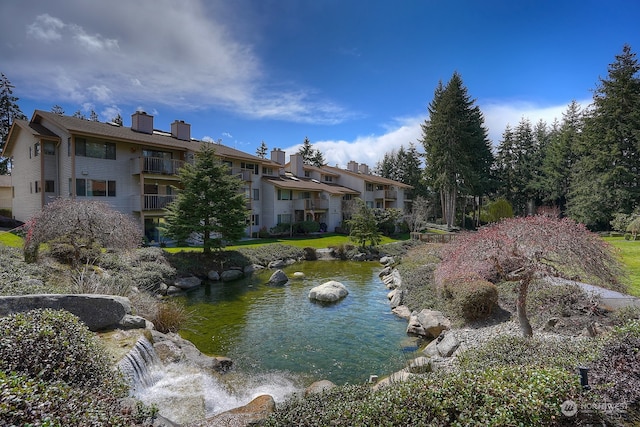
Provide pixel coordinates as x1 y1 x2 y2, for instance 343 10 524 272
604 236 640 296
0 231 23 248
163 232 410 253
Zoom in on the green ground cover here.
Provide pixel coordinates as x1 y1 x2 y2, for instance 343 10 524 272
605 236 640 296
0 231 23 248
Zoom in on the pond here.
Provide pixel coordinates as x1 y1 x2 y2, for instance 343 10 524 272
177 260 419 385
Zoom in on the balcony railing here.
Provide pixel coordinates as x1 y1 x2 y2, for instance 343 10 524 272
375 189 397 200
143 194 176 210
294 198 329 210
131 157 184 175
230 168 252 181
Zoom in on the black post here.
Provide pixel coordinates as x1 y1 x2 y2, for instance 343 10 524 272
578 366 590 390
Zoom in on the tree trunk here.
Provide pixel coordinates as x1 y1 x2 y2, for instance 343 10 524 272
516 277 533 337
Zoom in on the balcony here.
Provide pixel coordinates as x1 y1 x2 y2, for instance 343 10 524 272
131 157 184 176
375 189 397 200
142 194 176 211
294 198 329 210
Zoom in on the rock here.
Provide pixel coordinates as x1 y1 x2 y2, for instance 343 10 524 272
308 281 349 302
194 394 275 427
389 289 404 309
0 294 131 331
416 309 451 339
166 286 184 296
351 253 367 261
162 332 232 373
174 276 202 290
543 317 559 331
373 370 413 391
292 271 306 279
154 339 184 364
392 305 411 319
379 256 395 266
382 270 402 289
436 332 460 357
582 322 612 337
118 314 147 330
268 269 289 286
422 339 440 357
207 270 220 281
379 266 392 277
221 269 243 282
212 357 234 373
406 312 427 337
268 259 286 269
407 356 432 374
243 264 264 275
305 380 336 396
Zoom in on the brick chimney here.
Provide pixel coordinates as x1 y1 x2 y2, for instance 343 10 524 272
171 120 191 141
347 160 359 172
271 148 285 165
131 111 153 134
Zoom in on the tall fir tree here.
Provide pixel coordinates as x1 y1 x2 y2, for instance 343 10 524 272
0 73 27 174
567 44 640 229
421 72 492 228
298 136 325 167
256 140 268 159
163 144 247 253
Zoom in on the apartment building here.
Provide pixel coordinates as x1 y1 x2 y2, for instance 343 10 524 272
2 110 411 242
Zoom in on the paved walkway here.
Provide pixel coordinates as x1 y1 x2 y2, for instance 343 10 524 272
545 276 640 310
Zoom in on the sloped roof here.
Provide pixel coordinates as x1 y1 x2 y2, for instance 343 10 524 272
28 110 279 165
262 175 359 195
323 164 413 188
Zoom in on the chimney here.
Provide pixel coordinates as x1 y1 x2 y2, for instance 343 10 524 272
131 111 153 134
289 153 304 177
358 164 370 174
271 148 285 165
347 160 359 173
171 120 191 141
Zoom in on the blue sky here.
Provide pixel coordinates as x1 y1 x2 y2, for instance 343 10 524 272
1 0 639 167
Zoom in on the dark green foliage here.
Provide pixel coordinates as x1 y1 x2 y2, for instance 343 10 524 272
0 72 27 174
0 309 122 388
295 220 320 234
264 366 581 426
163 143 248 253
347 198 381 248
375 143 428 199
442 277 498 322
238 244 304 266
0 246 62 295
269 222 291 236
483 198 513 223
297 136 325 167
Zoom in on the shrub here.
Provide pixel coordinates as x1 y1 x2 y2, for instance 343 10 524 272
238 244 303 266
269 223 292 236
442 276 498 322
295 220 320 234
152 300 190 333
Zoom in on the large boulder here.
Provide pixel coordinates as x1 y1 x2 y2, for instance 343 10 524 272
268 269 289 286
392 305 412 319
268 259 286 269
388 289 405 309
221 269 243 282
305 380 336 396
193 394 275 427
174 276 202 290
308 281 349 303
416 309 451 338
0 294 131 331
207 270 220 281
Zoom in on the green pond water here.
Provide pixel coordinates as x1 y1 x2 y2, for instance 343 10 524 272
177 261 419 385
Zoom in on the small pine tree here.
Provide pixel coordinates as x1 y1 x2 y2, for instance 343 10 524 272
347 198 381 249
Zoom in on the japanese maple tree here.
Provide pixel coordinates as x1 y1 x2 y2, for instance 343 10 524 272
435 216 624 337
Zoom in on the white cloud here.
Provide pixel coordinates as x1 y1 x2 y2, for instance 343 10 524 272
26 14 64 42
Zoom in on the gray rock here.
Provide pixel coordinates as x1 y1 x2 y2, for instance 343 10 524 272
166 286 184 296
392 305 412 319
202 394 275 427
406 311 427 336
382 269 402 289
389 289 404 309
220 269 243 282
373 370 413 391
422 339 440 357
207 270 220 281
244 264 264 274
407 356 432 374
268 259 286 269
436 332 460 357
305 380 336 396
174 276 202 290
378 266 392 277
118 314 147 330
154 339 184 364
416 309 451 338
351 253 367 261
268 269 289 285
309 281 349 302
292 271 306 279
0 294 131 331
379 256 395 266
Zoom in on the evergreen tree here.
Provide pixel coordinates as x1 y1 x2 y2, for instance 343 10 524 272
112 113 123 126
298 136 325 167
51 105 65 115
0 73 27 174
256 140 268 159
421 73 492 228
163 144 247 253
375 150 398 180
72 110 86 120
347 198 381 248
567 44 640 229
89 110 99 122
397 143 427 198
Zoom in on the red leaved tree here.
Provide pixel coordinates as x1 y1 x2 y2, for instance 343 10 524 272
435 216 624 337
24 199 142 266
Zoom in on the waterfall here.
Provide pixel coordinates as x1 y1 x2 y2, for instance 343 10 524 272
117 336 303 425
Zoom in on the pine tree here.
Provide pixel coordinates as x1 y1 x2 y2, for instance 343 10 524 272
89 110 99 122
567 44 640 229
0 73 27 174
163 144 247 253
298 136 325 167
51 105 65 115
256 140 268 159
421 73 492 228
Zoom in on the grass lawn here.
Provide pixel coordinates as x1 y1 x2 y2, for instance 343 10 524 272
0 231 24 248
604 236 640 296
163 232 410 253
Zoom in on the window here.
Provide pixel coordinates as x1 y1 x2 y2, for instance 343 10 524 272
262 167 274 176
343 194 353 200
34 181 40 193
253 188 259 201
376 185 384 191
277 214 292 224
75 179 116 197
304 171 311 177
300 192 310 199
29 146 32 159
323 175 333 182
251 214 259 226
43 141 56 155
75 138 116 160
277 189 292 200
45 180 55 192
366 183 374 191
366 201 374 208
34 142 40 157
241 162 258 174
